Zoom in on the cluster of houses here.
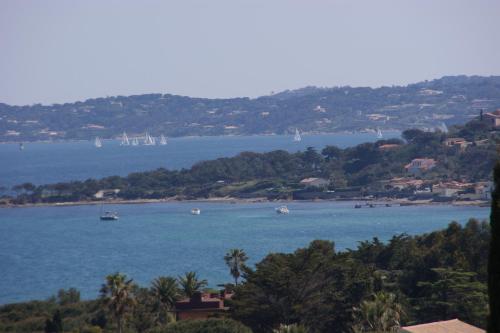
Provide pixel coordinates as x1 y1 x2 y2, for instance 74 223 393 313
385 176 492 201
296 156 492 201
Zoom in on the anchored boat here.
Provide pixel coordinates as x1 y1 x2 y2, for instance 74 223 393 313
276 205 290 214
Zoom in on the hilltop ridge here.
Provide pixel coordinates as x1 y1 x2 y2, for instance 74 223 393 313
1 75 500 142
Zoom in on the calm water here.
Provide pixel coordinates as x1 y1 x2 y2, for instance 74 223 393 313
0 132 399 188
0 201 488 304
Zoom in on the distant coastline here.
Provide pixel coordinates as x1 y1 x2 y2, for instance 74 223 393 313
2 75 497 142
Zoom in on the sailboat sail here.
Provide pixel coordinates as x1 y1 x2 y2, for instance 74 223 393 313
94 137 102 148
143 132 156 145
376 128 383 139
159 135 168 145
131 137 139 146
120 132 130 145
293 128 302 142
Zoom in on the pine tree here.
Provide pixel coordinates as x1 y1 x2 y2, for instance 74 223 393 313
488 163 500 333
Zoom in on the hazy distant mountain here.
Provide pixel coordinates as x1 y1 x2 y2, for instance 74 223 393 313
1 75 499 142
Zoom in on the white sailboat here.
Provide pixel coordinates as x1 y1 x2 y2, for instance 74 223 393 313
131 137 139 146
120 132 130 146
94 137 102 148
439 122 449 133
293 128 302 142
376 128 383 139
159 134 168 145
143 132 156 146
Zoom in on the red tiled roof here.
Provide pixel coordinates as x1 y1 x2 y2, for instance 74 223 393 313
402 319 485 333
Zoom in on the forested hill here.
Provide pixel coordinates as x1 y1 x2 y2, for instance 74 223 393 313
7 120 498 205
2 75 500 142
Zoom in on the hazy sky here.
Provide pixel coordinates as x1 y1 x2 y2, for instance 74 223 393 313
1 0 499 105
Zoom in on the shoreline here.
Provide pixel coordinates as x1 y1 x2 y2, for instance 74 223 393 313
1 196 490 209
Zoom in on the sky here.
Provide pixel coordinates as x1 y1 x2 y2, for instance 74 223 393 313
0 0 499 105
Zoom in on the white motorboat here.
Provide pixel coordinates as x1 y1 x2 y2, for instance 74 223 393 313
276 206 289 214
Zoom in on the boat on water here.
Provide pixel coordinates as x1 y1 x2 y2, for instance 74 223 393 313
143 132 156 146
354 204 362 209
376 128 383 139
159 134 168 145
19 143 24 151
293 128 302 142
100 211 119 220
120 132 130 146
131 137 139 146
191 208 201 215
276 205 290 214
94 137 102 148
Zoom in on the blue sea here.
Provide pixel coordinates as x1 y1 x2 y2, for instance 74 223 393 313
0 132 400 188
0 201 488 304
0 132 490 305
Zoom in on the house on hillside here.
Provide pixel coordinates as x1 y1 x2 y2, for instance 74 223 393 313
482 109 500 128
474 139 490 146
174 291 231 320
385 177 425 190
299 177 330 188
404 158 436 175
400 319 484 333
432 181 472 197
444 137 470 150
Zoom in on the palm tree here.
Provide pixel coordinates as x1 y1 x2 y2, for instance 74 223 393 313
178 272 207 298
150 276 179 324
224 248 248 285
100 272 136 333
352 292 404 333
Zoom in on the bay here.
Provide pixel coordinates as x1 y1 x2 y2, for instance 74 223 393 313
0 132 399 189
0 201 488 304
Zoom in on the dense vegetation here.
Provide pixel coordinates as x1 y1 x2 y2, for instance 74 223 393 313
1 75 500 142
0 220 490 332
231 220 489 332
6 120 498 205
